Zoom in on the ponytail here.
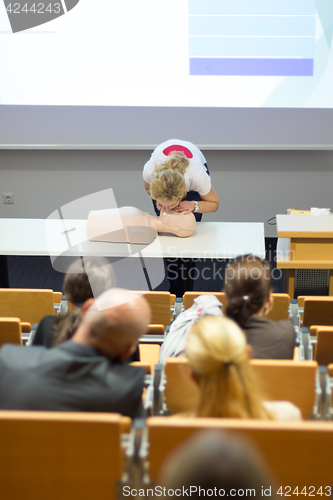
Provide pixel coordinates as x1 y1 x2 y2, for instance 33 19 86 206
224 255 271 327
51 309 82 346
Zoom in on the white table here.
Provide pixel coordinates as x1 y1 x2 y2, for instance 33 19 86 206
0 218 265 288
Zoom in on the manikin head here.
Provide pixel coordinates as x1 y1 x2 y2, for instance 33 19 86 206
157 209 196 238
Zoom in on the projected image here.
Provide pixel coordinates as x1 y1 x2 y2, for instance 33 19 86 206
0 0 332 107
189 0 316 76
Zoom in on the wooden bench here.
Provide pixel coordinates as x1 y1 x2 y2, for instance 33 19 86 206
183 292 290 321
147 417 333 494
0 410 130 500
0 288 57 326
163 358 319 419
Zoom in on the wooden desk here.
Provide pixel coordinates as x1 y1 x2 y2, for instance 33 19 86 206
276 215 333 298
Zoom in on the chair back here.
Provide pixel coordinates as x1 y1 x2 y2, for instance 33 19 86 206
0 411 129 500
163 358 318 419
183 292 290 321
0 318 23 347
164 358 199 414
139 344 161 368
147 417 333 489
0 289 56 325
182 292 226 311
302 297 333 328
251 360 318 419
314 327 333 365
53 292 63 304
146 324 165 336
137 291 174 328
265 293 290 321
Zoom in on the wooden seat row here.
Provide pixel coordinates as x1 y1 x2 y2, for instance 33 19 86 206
294 297 333 364
161 358 320 420
0 289 291 345
0 289 62 334
183 291 291 321
297 296 333 328
1 410 333 500
3 290 333 335
146 417 333 493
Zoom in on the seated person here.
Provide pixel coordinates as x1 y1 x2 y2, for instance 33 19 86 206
159 431 278 500
224 255 296 359
30 257 146 360
185 315 301 420
0 288 151 418
159 294 223 363
33 257 116 348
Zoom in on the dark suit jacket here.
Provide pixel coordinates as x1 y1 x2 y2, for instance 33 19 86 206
0 341 144 418
242 315 296 359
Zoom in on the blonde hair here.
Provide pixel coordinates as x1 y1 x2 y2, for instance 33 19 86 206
185 316 271 419
150 151 189 201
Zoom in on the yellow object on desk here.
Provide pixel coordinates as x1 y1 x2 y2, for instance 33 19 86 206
286 209 310 215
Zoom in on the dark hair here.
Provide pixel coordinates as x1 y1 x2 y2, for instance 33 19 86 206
63 257 116 306
224 255 271 327
51 257 116 347
52 309 82 346
159 430 278 500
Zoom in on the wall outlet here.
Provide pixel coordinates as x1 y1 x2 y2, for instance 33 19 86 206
3 193 15 204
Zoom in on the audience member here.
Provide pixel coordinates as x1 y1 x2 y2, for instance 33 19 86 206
0 288 151 418
224 255 296 359
185 315 301 420
32 257 116 347
159 294 222 363
159 431 278 500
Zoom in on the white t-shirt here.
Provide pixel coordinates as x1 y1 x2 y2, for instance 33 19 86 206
143 139 211 196
263 401 302 421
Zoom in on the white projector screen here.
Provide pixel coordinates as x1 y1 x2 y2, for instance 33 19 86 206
1 0 333 149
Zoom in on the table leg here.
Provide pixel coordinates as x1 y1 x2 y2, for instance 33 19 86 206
0 255 9 288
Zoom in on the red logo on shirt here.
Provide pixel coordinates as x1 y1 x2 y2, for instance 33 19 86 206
162 145 193 159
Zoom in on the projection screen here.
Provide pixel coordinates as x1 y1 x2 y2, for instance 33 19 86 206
0 0 333 149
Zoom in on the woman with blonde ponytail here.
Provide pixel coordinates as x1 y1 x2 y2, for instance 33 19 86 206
185 316 301 420
143 139 219 222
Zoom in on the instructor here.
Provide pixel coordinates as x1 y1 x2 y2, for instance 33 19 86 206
143 139 219 222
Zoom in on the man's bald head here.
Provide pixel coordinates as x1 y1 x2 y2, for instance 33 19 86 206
72 288 151 360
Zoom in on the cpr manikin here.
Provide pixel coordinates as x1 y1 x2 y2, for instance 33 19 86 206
87 206 196 244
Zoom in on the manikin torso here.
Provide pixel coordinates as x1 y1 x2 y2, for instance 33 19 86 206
87 206 196 244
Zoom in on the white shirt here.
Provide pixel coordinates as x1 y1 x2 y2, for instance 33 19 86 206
263 401 302 421
143 139 211 196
